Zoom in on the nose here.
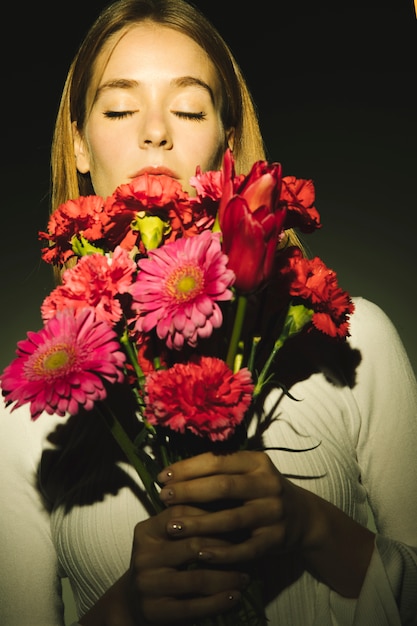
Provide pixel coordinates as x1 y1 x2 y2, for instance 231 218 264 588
139 110 173 150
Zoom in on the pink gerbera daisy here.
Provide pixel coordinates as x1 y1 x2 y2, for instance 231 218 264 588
144 356 254 442
130 231 235 350
0 308 126 419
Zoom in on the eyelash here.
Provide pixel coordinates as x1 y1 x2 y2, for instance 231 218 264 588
104 111 135 119
103 110 207 122
174 111 206 122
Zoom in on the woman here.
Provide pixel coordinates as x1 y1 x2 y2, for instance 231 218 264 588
1 1 416 625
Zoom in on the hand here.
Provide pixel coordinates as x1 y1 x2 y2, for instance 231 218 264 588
128 504 248 624
156 450 308 563
156 450 375 599
79 450 374 625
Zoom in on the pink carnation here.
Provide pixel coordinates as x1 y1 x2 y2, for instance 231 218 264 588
41 247 136 326
144 357 254 441
189 166 224 201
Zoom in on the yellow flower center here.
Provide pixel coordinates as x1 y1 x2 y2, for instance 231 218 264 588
29 343 78 380
44 349 71 371
166 264 204 301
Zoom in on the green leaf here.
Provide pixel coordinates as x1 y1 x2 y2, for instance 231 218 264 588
71 234 105 257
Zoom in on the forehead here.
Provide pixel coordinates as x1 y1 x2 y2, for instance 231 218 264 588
91 22 221 97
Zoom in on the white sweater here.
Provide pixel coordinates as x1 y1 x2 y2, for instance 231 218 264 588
1 298 416 625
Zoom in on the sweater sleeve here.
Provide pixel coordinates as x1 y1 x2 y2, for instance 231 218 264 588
338 298 417 624
0 403 66 626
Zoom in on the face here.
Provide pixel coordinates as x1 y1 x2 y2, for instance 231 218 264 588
74 22 232 197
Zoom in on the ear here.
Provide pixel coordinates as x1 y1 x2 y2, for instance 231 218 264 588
72 122 91 174
226 128 235 152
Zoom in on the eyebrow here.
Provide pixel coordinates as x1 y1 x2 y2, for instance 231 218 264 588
95 76 215 102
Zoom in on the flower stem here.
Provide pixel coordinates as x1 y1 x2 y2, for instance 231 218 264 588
97 403 163 514
247 336 261 376
226 295 248 371
120 328 145 380
253 303 314 397
253 337 285 397
119 328 147 409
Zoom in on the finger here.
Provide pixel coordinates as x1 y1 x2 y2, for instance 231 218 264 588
133 532 236 570
165 498 283 540
135 504 208 542
195 524 286 564
158 450 264 483
136 565 249 597
159 466 281 506
139 590 242 625
133 505 235 570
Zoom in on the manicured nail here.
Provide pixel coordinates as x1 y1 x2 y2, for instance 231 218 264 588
159 487 174 502
158 469 173 483
227 592 241 602
167 521 184 535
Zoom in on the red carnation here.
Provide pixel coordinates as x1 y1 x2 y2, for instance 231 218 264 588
144 357 254 442
283 247 354 338
281 176 321 233
39 195 107 265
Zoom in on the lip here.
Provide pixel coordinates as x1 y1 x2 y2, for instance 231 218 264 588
129 166 180 179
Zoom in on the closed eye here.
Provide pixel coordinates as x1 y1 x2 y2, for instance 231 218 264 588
173 111 207 121
104 110 137 119
103 110 206 121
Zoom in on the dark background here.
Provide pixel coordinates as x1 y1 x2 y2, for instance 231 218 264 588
1 1 416 374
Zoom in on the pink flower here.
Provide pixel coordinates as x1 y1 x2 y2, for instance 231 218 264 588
187 167 224 233
144 357 254 441
130 231 235 350
41 247 136 326
189 166 224 201
0 308 126 419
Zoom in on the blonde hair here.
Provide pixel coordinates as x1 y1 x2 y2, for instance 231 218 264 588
51 0 302 246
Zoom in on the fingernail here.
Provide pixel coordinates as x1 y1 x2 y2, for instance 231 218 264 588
197 550 214 561
227 592 241 602
167 521 184 535
158 468 173 483
159 487 174 502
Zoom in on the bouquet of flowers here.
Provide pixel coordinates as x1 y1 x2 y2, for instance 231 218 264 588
0 149 354 624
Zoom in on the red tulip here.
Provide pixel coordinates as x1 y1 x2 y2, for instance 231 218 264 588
218 149 287 294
